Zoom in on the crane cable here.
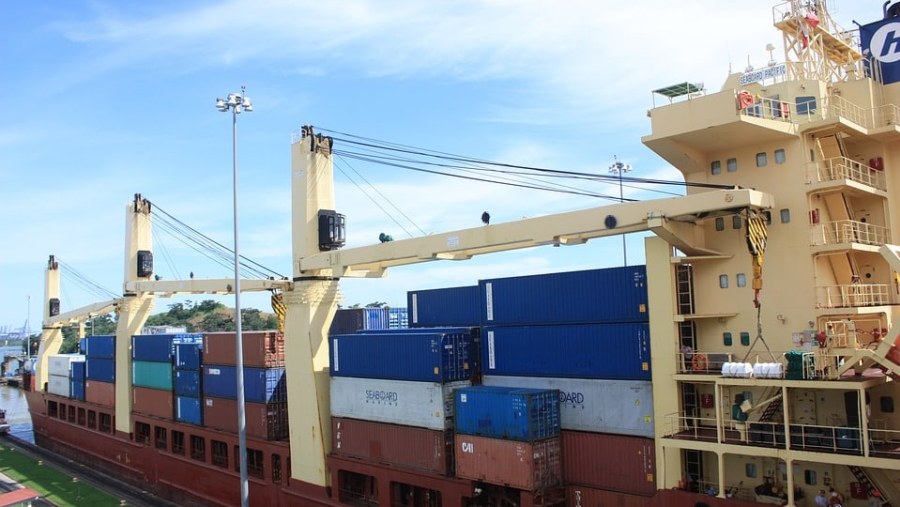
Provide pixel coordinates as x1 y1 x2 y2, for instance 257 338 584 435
742 208 777 363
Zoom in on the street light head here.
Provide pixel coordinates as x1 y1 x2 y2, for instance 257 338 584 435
242 98 253 112
227 93 240 107
216 98 227 111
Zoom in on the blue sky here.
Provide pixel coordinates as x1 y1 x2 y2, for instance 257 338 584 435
0 1 874 331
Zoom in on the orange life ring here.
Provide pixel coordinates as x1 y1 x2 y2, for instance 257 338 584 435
692 353 709 372
738 90 754 110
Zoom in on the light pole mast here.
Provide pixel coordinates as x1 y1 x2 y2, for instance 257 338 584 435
609 156 632 266
216 86 253 507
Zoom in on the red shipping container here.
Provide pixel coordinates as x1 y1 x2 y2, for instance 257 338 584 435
566 485 650 507
455 435 561 491
562 431 656 497
331 417 453 476
203 331 284 368
85 380 115 407
132 386 173 419
202 396 288 440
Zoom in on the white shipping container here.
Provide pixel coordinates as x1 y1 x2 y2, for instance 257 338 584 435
482 375 655 437
47 354 85 378
48 374 71 397
330 377 470 430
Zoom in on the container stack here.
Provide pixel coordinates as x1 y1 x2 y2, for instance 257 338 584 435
47 354 85 398
329 307 389 335
477 266 657 498
83 335 116 407
329 328 476 476
174 342 203 425
202 331 288 440
453 386 562 491
130 333 201 420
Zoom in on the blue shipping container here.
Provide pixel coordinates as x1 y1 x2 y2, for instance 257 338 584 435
329 307 390 335
482 323 651 380
454 386 560 441
408 285 482 328
132 333 203 362
71 361 86 383
202 366 286 403
176 396 203 425
175 343 202 370
70 378 85 401
175 369 201 397
330 329 475 382
85 358 115 382
480 266 648 325
83 335 115 359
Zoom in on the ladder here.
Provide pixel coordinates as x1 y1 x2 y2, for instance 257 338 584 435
848 466 891 506
756 388 784 423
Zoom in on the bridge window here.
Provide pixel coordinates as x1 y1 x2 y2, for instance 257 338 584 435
796 96 816 116
723 332 733 346
774 149 786 164
727 158 738 172
736 273 747 287
710 160 722 175
719 275 729 289
756 152 768 167
715 217 725 231
740 332 751 346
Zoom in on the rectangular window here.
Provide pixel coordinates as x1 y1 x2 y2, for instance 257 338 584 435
746 463 757 478
804 470 817 485
212 440 229 468
723 332 733 347
736 273 747 287
719 274 729 289
248 449 265 479
135 422 151 445
774 149 786 164
882 396 894 413
272 454 282 484
715 217 725 231
48 401 58 419
796 96 816 116
190 435 206 462
99 413 112 433
727 158 738 172
732 215 742 229
77 408 86 426
710 160 721 175
756 152 768 167
68 405 76 423
172 431 185 455
155 426 167 450
780 209 791 223
87 410 96 430
740 332 751 346
58 403 66 420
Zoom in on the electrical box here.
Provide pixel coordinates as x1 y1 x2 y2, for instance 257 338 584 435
318 209 346 251
49 298 60 317
137 250 153 278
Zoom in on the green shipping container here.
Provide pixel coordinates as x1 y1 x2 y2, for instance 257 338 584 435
133 360 174 390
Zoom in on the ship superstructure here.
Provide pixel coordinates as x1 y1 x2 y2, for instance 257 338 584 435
23 2 900 507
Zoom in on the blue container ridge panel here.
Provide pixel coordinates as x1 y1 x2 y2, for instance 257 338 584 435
70 362 86 383
175 369 201 397
480 266 649 325
85 358 115 383
70 379 85 401
174 343 202 370
408 285 482 328
83 336 115 359
330 330 475 382
132 333 203 362
176 396 203 425
482 323 651 380
454 386 560 441
202 366 286 403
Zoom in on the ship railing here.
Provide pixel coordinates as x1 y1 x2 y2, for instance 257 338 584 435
677 351 733 375
772 2 857 50
663 412 718 441
809 219 891 247
827 94 872 128
815 283 891 308
814 156 887 191
874 103 900 128
740 95 794 123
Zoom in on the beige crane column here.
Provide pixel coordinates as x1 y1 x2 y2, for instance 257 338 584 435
36 256 63 392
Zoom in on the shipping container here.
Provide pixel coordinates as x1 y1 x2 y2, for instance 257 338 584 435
174 369 201 397
132 386 174 419
455 386 560 441
71 362 86 383
133 361 173 390
85 358 115 383
482 376 654 437
329 307 390 335
565 485 650 507
176 396 203 425
561 431 656 496
202 365 286 403
174 343 202 370
132 333 203 362
482 323 651 380
202 397 288 440
48 354 85 377
331 417 453 476
480 266 648 325
70 377 85 401
408 285 482 327
330 329 474 382
455 435 562 491
85 380 115 407
48 374 70 397
330 377 469 430
82 335 115 359
203 331 284 368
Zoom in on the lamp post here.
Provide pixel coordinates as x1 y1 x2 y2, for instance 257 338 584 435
609 156 632 266
216 86 253 507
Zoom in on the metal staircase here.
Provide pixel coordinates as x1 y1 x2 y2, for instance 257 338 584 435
848 466 891 506
756 389 783 423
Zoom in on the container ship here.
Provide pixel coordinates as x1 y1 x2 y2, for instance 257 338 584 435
24 1 900 506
